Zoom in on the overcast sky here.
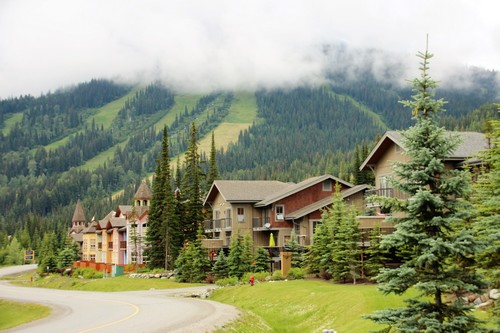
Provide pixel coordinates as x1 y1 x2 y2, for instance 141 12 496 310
0 0 499 98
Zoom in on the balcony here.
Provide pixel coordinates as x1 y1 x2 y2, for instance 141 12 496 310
204 218 232 232
365 188 408 207
252 216 271 230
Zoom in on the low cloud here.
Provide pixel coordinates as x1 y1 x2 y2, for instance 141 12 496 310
0 0 498 98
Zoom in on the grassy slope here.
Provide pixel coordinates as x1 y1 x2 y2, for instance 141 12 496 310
198 91 258 157
211 280 498 333
5 273 494 332
0 299 51 330
11 273 202 291
1 112 23 135
45 88 140 151
326 88 389 131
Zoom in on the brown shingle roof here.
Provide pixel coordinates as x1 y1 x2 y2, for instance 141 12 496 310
285 184 369 219
255 175 353 207
72 199 86 223
204 180 291 205
360 130 488 170
134 181 152 200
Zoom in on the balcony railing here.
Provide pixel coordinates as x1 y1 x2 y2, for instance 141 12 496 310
365 188 409 207
204 218 232 232
252 216 271 229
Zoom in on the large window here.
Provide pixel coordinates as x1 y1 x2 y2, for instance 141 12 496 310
322 179 332 191
275 205 285 221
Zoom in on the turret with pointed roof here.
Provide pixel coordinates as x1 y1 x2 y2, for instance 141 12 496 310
71 199 86 232
134 181 152 207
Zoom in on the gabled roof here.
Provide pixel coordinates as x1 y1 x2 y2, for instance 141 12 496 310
72 199 86 223
360 130 489 171
82 220 98 234
96 211 115 230
204 180 291 205
255 175 353 207
285 184 369 220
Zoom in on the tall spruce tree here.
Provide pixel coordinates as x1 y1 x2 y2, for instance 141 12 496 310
366 44 486 332
331 204 361 284
227 232 252 278
182 123 205 242
174 228 210 283
471 110 500 286
206 131 219 192
146 126 176 269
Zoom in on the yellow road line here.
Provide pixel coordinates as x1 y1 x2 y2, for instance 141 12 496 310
78 300 140 333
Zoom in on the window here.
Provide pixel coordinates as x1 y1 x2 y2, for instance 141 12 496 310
90 254 95 261
322 179 332 191
90 239 96 250
275 205 284 221
215 210 221 220
237 208 244 222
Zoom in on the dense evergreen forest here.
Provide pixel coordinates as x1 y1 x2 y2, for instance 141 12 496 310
0 66 498 253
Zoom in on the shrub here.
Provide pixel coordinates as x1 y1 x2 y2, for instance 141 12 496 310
242 271 268 284
215 276 240 287
287 267 305 280
75 268 103 279
271 270 283 281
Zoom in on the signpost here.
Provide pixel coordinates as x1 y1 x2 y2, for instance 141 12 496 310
24 248 35 263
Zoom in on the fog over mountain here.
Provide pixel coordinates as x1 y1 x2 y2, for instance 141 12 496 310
1 0 499 98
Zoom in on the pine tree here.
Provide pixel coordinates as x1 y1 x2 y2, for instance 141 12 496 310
38 232 58 268
5 237 23 265
146 154 166 267
147 126 177 269
284 229 304 268
471 109 500 286
227 233 252 278
331 205 361 284
366 43 486 332
212 248 229 279
182 123 205 242
206 131 219 192
174 228 210 283
57 236 80 269
363 224 389 280
253 247 272 273
305 209 334 278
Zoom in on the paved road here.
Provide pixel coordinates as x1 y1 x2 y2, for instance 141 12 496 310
0 265 239 333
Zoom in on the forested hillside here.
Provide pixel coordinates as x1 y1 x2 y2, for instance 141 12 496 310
0 68 498 250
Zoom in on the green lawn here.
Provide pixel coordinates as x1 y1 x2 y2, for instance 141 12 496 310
210 280 493 333
0 299 51 330
5 273 495 332
12 272 203 292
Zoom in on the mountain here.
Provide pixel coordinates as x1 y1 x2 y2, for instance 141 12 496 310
0 66 498 245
